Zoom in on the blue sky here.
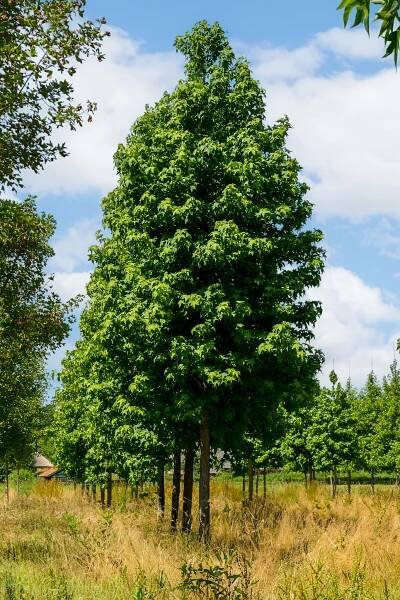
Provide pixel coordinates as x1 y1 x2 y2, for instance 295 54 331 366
13 1 400 387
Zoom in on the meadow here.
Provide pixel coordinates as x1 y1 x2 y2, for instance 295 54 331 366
1 479 400 599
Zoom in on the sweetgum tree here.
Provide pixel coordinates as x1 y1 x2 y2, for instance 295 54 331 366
66 21 324 539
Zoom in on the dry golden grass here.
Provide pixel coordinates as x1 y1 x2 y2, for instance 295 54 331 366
1 480 400 598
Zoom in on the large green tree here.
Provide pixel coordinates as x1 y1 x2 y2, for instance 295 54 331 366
56 20 324 539
0 0 108 189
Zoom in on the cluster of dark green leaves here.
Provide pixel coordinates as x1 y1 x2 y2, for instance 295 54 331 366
0 197 71 469
0 0 108 189
338 0 400 64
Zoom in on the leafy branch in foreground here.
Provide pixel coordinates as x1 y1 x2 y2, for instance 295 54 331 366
0 0 109 189
338 0 400 65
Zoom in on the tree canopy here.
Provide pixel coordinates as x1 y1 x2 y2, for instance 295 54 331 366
0 0 108 190
0 197 71 470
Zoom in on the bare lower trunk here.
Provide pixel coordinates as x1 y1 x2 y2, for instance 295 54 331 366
5 465 9 503
106 470 112 508
248 459 254 502
347 470 352 495
263 468 266 500
199 413 210 541
182 447 194 533
255 469 259 496
171 451 181 531
92 484 96 502
157 460 165 518
330 468 337 498
304 470 308 489
100 487 105 507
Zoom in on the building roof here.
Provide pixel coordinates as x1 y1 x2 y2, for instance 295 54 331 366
33 453 53 469
38 467 60 479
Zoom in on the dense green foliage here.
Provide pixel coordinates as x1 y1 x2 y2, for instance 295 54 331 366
0 197 70 470
0 0 108 189
338 0 400 64
53 20 324 536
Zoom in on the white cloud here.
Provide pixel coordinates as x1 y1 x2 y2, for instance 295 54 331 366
264 68 400 219
310 266 400 385
52 271 91 302
251 44 323 82
24 27 183 196
314 27 384 60
50 219 99 272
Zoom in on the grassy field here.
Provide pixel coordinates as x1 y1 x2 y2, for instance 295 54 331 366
1 479 400 599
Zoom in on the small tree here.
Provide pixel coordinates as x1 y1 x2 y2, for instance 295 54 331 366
307 372 358 497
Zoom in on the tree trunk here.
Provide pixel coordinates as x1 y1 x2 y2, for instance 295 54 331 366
242 473 246 500
255 469 259 496
347 470 352 495
330 468 337 498
312 468 316 482
16 467 19 494
248 459 254 502
371 470 375 495
5 465 9 503
171 450 181 531
157 459 165 518
263 468 266 500
92 484 96 502
182 447 194 533
199 413 210 541
304 470 308 489
106 470 112 508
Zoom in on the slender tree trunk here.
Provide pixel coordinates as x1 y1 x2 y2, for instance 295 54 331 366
371 470 375 495
255 469 259 496
182 447 194 533
171 450 181 531
347 470 352 495
106 470 112 508
92 484 96 502
312 468 316 482
199 413 211 541
16 467 19 495
100 487 105 507
157 459 165 518
330 468 337 498
263 468 266 500
5 464 9 503
304 470 308 489
248 459 254 502
73 480 77 492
